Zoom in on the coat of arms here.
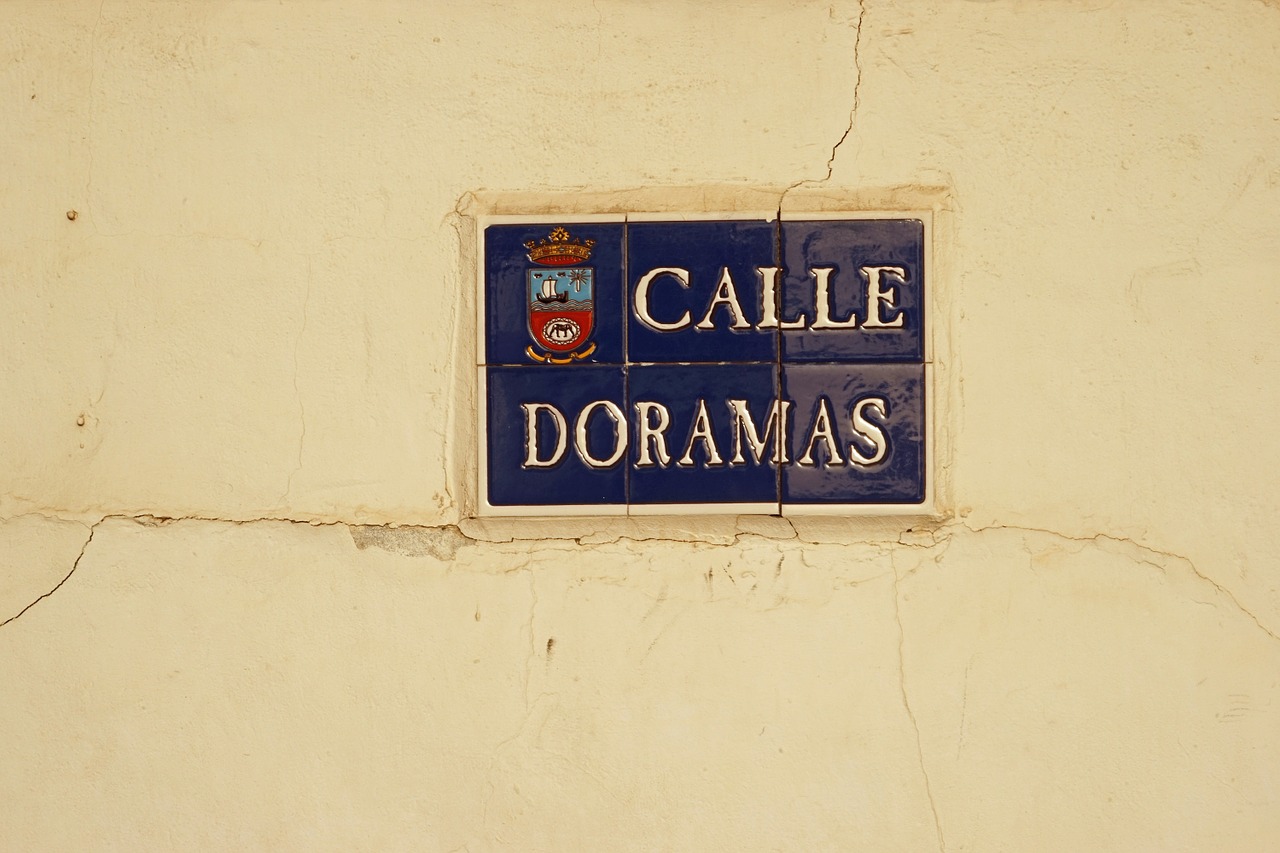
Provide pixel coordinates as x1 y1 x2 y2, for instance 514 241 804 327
523 227 597 363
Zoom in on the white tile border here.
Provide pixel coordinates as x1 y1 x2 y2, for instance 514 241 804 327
626 211 779 223
628 501 779 517
473 210 941 519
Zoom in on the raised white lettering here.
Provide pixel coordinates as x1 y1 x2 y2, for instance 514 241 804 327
634 268 692 332
755 267 809 330
797 397 845 467
808 267 859 330
521 402 567 468
677 399 724 467
524 394 896 472
574 400 628 468
727 398 791 465
634 401 672 468
695 267 752 331
862 266 906 328
848 396 890 466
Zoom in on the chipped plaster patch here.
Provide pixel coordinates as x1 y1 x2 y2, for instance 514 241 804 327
349 523 470 561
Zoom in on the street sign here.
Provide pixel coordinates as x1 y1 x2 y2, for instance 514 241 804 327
477 213 933 516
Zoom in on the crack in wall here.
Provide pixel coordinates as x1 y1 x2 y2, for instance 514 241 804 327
778 0 867 213
963 521 1280 645
3 510 1274 851
279 256 313 507
522 564 539 710
892 571 948 853
3 512 1276 654
0 520 100 629
955 659 972 761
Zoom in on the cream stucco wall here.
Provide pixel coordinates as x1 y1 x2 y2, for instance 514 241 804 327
3 1 1279 850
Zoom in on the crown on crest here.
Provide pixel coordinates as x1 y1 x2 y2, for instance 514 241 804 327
524 226 596 266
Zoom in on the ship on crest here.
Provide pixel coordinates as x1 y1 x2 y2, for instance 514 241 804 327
536 278 568 303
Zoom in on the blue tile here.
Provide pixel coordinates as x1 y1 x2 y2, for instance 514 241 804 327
484 221 625 365
628 363 779 507
626 219 778 364
480 216 933 514
484 365 627 507
780 219 925 362
780 364 925 505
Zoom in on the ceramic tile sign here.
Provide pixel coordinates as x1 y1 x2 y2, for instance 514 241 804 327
477 213 933 517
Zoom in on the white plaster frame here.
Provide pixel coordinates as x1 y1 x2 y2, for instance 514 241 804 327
471 207 945 520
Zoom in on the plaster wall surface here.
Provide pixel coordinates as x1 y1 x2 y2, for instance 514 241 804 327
2 1 1279 850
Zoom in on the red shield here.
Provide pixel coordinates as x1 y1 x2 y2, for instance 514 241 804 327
527 267 594 355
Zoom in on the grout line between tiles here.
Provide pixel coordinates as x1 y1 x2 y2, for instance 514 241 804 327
774 214 785 517
622 213 631 514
